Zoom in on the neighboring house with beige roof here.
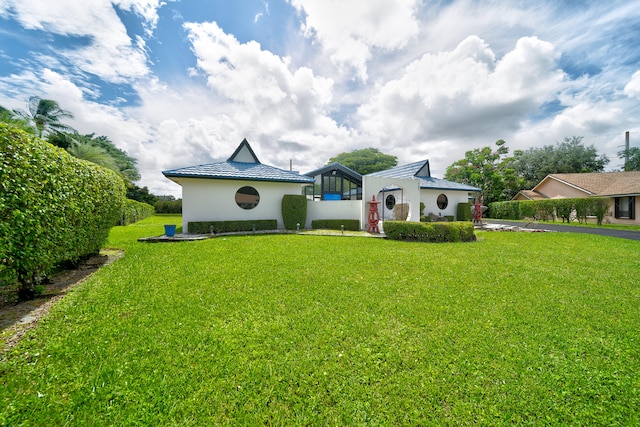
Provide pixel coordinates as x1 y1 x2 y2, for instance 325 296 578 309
513 171 640 224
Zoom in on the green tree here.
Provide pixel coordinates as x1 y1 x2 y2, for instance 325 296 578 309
445 140 523 204
619 147 640 171
126 184 158 205
13 96 75 138
49 132 141 184
327 148 397 175
0 106 35 134
513 136 609 189
67 141 118 171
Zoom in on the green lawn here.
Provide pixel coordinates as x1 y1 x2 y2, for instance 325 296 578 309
1 215 639 425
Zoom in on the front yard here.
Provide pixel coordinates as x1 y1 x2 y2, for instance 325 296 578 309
1 215 639 425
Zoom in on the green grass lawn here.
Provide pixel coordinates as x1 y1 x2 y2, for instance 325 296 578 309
487 217 640 232
1 215 639 425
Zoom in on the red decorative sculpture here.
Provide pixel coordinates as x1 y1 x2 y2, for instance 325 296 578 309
473 198 483 225
367 195 381 233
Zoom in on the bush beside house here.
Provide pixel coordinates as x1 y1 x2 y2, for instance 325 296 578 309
489 197 612 225
0 124 125 301
282 194 307 230
188 220 278 234
383 221 476 243
311 219 360 231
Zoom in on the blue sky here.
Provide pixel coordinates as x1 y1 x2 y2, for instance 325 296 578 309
1 0 640 196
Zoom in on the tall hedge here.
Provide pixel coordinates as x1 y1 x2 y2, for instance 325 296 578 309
488 197 612 225
281 194 307 230
120 199 155 225
0 124 125 299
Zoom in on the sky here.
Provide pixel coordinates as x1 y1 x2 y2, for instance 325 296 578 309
1 0 640 197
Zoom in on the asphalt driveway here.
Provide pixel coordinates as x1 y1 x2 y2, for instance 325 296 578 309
483 220 640 241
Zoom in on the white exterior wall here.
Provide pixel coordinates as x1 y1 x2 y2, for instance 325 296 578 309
421 190 471 219
178 177 305 231
377 189 406 221
362 176 421 230
306 200 362 229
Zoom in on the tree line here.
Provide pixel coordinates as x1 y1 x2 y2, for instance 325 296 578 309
0 96 176 208
445 136 639 205
323 136 636 207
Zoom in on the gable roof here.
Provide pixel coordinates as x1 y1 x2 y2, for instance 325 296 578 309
228 138 260 163
513 190 547 201
534 171 640 197
305 162 362 182
163 139 314 184
367 160 481 192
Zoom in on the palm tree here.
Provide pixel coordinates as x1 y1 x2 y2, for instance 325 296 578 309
0 106 36 134
13 96 75 138
67 141 118 172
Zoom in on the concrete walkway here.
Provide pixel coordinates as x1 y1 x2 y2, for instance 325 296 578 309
483 220 640 241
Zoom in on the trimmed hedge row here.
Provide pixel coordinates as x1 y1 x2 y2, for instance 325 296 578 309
383 221 476 243
188 219 278 234
311 219 360 231
282 194 307 230
120 199 155 226
489 197 612 225
0 124 125 300
155 199 182 214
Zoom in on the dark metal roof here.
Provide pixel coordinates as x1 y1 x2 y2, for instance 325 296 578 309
305 162 362 182
163 139 314 184
163 161 315 183
367 160 481 192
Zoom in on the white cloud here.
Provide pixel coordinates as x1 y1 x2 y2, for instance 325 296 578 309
290 0 420 81
0 0 159 83
624 70 640 99
356 36 564 144
183 20 344 143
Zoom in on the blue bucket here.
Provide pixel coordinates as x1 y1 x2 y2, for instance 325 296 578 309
164 224 177 237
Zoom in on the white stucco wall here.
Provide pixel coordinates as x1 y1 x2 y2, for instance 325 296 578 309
176 177 305 231
362 176 421 230
421 190 471 219
306 200 362 228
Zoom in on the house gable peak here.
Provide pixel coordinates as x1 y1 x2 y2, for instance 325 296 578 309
414 160 431 178
228 139 261 164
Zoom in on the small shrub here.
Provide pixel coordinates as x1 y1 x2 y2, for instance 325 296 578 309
311 219 360 231
188 220 277 234
589 197 611 225
574 198 590 223
383 221 476 243
456 202 471 221
555 199 574 223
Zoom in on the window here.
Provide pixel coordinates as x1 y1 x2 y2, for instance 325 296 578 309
615 196 635 219
437 193 448 210
235 186 260 210
385 194 396 210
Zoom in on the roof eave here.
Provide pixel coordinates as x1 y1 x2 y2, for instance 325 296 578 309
162 172 313 184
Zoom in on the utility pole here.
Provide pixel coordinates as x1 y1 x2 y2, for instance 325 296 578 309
625 131 630 171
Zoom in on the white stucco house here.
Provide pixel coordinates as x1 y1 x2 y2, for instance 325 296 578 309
163 139 481 232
